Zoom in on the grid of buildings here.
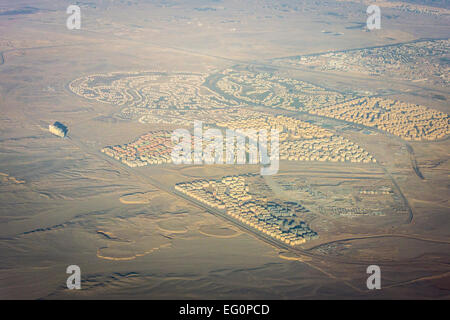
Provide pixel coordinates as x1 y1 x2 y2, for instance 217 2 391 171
277 39 449 86
101 130 173 167
310 97 449 141
137 108 257 126
102 113 377 168
217 115 377 163
175 175 318 246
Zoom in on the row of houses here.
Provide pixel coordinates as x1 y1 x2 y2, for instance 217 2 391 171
175 175 318 246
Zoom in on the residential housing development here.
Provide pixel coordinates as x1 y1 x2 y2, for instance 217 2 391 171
310 97 449 141
175 175 318 246
102 113 377 168
69 71 233 110
276 39 449 86
216 69 355 112
217 115 377 163
101 130 173 167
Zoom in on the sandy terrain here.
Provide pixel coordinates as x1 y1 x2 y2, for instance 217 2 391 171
0 0 448 299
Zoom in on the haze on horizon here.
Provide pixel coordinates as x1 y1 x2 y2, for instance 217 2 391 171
0 0 449 299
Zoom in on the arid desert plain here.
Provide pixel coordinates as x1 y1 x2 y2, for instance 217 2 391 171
0 0 449 299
